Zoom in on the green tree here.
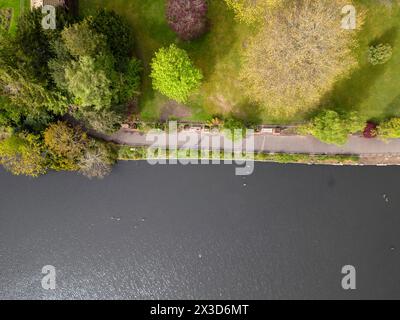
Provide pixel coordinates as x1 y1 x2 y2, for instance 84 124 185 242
224 0 281 25
241 0 360 117
115 58 142 104
65 56 113 109
74 107 123 135
150 44 202 103
89 9 134 71
14 9 53 81
61 21 108 58
13 7 75 81
368 44 393 66
0 133 47 177
0 25 67 119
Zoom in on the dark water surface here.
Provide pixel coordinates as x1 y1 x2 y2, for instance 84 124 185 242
0 162 400 299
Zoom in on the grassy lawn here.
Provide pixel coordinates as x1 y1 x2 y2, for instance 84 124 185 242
321 0 400 122
80 0 400 124
79 0 253 122
0 0 29 33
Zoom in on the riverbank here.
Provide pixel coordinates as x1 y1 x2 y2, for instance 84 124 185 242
97 128 400 166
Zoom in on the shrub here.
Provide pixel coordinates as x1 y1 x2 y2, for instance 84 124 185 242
78 141 115 179
368 44 392 65
166 0 208 41
378 118 400 139
150 44 203 103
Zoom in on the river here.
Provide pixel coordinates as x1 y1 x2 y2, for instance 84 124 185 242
0 162 399 299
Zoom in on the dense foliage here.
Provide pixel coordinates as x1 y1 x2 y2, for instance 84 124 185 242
89 9 135 71
0 9 72 131
78 141 115 179
166 0 208 40
3 1 400 176
378 118 400 139
224 0 280 25
302 110 365 146
44 121 87 171
368 44 393 65
363 122 377 139
150 44 203 103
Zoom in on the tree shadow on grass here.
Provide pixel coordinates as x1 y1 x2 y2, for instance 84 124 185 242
311 27 399 119
231 101 263 126
382 94 400 120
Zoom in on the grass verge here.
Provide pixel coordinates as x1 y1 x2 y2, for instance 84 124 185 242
117 145 360 165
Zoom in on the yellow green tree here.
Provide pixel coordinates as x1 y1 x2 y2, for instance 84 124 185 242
44 121 88 171
0 133 47 177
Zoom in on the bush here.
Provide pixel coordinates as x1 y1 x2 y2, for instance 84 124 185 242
378 118 400 139
150 44 203 103
166 0 208 40
368 44 392 65
44 121 87 158
303 110 365 146
241 0 359 116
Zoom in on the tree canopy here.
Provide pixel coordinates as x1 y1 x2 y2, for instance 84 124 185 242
241 0 360 117
0 8 138 177
150 44 203 103
0 133 47 177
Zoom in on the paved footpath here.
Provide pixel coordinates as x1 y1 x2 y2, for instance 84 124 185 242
97 129 400 156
